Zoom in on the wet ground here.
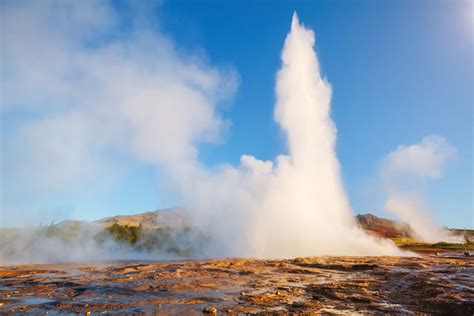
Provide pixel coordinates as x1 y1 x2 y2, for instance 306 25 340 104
1 252 473 315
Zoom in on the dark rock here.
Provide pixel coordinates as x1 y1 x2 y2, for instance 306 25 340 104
203 306 217 315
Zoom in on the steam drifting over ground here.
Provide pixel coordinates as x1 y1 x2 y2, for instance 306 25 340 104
1 2 410 262
381 136 460 243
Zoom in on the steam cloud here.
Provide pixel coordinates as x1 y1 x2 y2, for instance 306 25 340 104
1 0 237 226
1 2 404 262
381 135 458 242
172 14 401 257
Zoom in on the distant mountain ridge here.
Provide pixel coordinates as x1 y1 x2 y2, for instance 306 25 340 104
47 209 472 240
91 210 414 237
92 210 415 237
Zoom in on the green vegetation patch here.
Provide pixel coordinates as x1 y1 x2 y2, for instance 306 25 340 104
106 223 141 245
391 237 474 251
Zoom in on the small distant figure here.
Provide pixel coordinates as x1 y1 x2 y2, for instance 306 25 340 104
434 252 439 256
463 251 470 257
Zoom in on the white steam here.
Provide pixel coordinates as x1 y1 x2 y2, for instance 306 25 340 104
1 0 236 225
1 2 403 262
381 135 458 242
164 13 401 257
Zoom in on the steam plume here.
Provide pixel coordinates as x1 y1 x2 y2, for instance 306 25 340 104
167 13 401 257
1 3 403 262
381 135 458 242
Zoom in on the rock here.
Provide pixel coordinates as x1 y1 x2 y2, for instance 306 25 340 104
463 252 470 256
203 306 217 315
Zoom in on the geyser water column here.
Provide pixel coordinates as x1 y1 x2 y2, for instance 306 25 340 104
249 13 402 256
275 13 352 229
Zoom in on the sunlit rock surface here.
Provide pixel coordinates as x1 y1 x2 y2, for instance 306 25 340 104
1 253 473 315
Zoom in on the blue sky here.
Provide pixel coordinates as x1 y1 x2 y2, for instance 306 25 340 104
1 0 472 228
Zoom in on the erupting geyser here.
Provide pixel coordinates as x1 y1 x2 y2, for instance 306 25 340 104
176 13 402 257
1 7 405 262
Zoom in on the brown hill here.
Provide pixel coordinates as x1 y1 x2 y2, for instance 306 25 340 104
355 213 414 238
94 208 187 229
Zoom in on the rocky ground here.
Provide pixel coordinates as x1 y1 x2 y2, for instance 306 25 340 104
1 252 473 315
